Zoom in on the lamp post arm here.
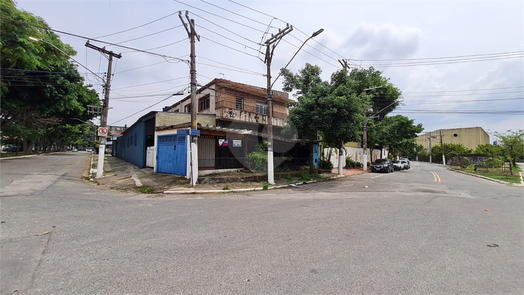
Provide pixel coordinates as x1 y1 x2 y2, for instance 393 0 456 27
269 29 324 90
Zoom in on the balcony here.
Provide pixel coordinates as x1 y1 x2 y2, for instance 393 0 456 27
215 100 287 127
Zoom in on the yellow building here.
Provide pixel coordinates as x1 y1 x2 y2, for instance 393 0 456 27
416 127 490 152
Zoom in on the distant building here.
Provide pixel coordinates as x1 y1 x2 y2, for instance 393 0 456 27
416 127 489 152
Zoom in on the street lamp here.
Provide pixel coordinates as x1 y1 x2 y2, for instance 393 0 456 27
266 28 323 185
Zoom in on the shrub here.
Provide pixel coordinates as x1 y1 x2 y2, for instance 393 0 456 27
246 141 268 172
263 182 269 190
319 159 333 170
285 175 294 182
223 184 230 190
299 173 312 182
345 158 362 168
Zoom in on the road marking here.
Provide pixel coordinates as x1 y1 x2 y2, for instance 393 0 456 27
431 171 441 182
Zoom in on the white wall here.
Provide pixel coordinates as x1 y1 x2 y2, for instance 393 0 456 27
324 147 387 168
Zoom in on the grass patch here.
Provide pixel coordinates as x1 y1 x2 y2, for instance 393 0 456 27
263 182 269 190
285 175 294 183
299 173 312 182
0 152 33 158
223 184 230 190
475 172 522 184
136 185 154 194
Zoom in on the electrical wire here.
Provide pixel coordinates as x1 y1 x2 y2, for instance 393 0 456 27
111 76 190 90
112 25 184 45
200 35 261 58
174 1 266 33
95 11 181 39
403 86 524 94
120 39 188 54
191 12 263 46
198 24 263 54
110 94 177 124
198 56 265 76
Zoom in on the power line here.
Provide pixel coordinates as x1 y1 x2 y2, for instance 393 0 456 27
198 56 265 76
111 25 184 45
95 11 181 39
198 24 263 54
403 86 524 94
174 1 266 33
192 12 263 46
110 94 177 124
120 39 188 54
200 35 261 58
111 76 190 90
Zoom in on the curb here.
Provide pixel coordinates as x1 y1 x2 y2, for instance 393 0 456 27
163 172 360 194
449 168 524 187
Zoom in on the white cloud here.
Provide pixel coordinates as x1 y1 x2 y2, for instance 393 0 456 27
347 22 422 60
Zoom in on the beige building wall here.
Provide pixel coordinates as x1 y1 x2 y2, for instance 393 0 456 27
416 127 490 151
155 112 216 128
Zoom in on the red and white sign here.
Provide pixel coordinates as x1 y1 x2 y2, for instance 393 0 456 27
98 127 108 136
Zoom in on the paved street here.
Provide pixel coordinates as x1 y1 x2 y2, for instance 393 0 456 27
1 153 523 294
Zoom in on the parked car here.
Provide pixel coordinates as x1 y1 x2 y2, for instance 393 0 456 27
72 148 78 152
372 159 394 173
400 158 411 169
393 160 403 171
86 147 93 153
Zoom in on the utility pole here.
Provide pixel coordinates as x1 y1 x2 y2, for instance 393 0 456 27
427 134 437 163
85 41 122 179
362 86 382 172
264 24 293 185
440 130 446 165
179 11 200 187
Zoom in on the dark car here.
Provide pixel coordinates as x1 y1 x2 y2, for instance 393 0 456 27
372 159 394 173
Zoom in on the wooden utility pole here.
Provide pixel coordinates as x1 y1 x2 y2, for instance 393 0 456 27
179 11 200 186
85 41 122 179
264 24 293 185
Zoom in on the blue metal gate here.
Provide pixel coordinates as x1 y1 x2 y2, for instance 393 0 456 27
156 134 187 176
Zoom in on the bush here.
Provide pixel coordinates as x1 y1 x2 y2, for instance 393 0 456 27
223 184 230 190
263 182 269 190
345 158 362 168
319 159 333 170
299 173 312 182
285 175 294 182
246 141 268 172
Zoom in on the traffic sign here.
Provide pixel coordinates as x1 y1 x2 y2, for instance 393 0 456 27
98 127 108 136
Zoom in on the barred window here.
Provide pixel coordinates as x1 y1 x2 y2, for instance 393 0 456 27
236 97 243 110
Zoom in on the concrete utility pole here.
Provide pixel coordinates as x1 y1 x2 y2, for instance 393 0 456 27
85 41 121 179
362 86 382 172
440 130 446 165
264 24 293 185
428 134 437 163
179 11 200 187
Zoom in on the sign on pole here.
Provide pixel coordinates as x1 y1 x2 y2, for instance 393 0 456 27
98 127 108 137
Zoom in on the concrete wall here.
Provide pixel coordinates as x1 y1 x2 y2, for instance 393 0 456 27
324 147 385 168
155 112 216 128
416 127 490 151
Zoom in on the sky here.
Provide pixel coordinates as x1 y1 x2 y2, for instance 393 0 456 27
14 0 524 142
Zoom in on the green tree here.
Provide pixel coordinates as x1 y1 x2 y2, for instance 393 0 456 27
373 115 423 158
474 144 503 159
494 129 524 175
1 0 99 152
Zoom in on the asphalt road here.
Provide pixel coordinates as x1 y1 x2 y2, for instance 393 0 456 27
1 153 523 294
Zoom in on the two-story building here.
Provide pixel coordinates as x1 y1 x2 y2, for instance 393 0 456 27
115 78 310 175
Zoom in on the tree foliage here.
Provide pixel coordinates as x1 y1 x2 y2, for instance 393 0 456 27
1 0 100 152
372 115 423 158
494 130 524 172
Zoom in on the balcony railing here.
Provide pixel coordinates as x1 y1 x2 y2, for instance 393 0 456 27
215 100 288 119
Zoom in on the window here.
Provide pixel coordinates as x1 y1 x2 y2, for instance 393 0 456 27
256 102 268 115
200 97 210 111
236 97 243 110
184 103 191 113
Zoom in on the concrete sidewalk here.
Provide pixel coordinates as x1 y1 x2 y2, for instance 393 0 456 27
87 154 370 194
